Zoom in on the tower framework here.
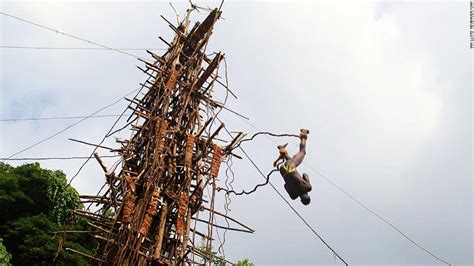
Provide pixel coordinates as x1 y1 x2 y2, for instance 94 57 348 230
68 8 252 265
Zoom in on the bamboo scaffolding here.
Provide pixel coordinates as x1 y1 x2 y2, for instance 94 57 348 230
66 7 253 266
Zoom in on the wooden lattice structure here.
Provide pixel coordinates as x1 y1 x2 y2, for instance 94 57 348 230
67 8 253 265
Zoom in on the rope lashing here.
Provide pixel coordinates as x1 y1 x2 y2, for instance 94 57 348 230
139 187 161 236
184 134 195 169
210 144 222 178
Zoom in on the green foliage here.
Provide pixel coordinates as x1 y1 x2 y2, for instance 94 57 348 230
198 242 225 266
197 239 253 266
213 256 225 266
46 168 82 225
0 163 52 225
0 162 81 225
103 208 116 218
0 163 95 265
237 258 254 266
3 215 92 266
0 238 12 266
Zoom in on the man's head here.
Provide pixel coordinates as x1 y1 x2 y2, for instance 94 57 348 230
300 193 311 205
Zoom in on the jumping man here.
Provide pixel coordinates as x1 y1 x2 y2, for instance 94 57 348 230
273 129 312 205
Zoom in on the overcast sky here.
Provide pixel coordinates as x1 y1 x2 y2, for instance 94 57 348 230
0 0 472 265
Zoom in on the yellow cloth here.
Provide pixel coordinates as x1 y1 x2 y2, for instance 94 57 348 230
282 164 296 174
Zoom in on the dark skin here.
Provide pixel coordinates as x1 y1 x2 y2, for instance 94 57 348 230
273 129 312 205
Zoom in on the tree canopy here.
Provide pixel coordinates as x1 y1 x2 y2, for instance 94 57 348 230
198 239 254 266
0 162 96 265
237 258 255 266
0 238 12 265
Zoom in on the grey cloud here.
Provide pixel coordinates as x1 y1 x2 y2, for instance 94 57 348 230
0 1 471 265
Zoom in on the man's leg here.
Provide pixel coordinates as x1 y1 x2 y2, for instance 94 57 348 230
291 138 307 167
301 173 312 192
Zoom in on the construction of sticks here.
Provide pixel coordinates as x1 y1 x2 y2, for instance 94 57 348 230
67 8 256 265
